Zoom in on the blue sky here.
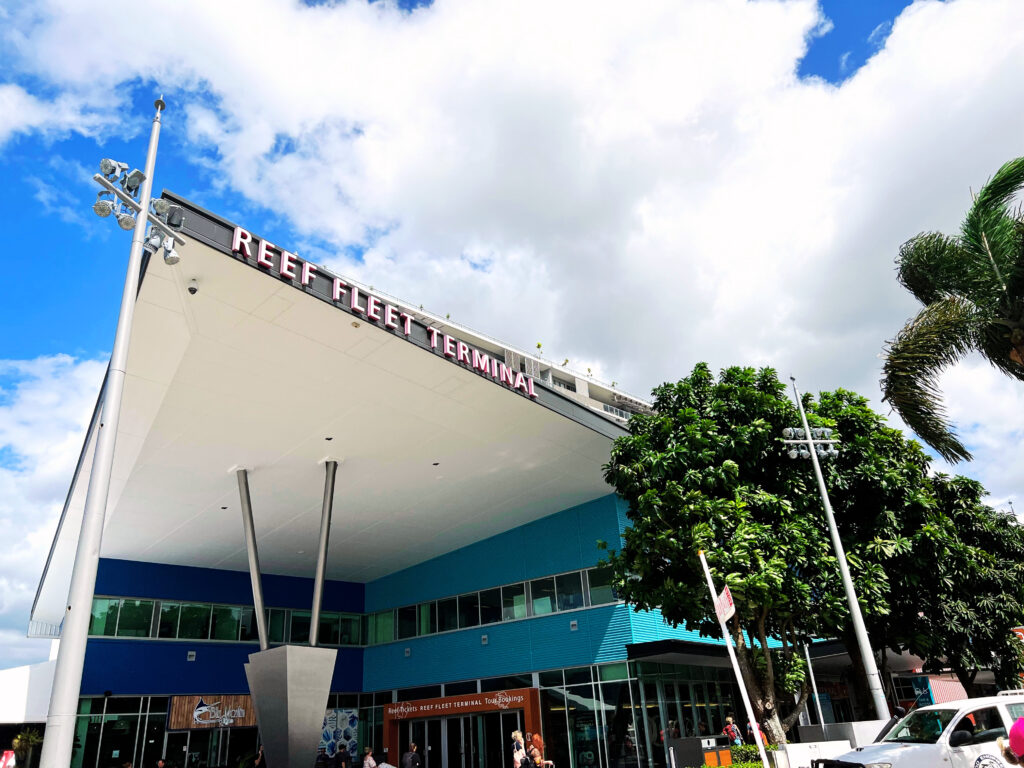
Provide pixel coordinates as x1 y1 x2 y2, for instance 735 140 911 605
2 0 1024 672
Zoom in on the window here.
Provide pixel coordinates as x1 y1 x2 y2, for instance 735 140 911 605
157 603 180 638
602 403 629 420
177 603 212 639
458 593 480 629
553 379 576 393
89 598 120 636
530 578 556 615
290 610 311 643
502 584 527 621
438 598 458 632
1008 703 1024 721
417 603 437 636
116 600 154 637
952 707 1006 745
397 606 418 640
479 589 502 625
587 567 617 605
883 709 957 744
339 614 362 645
370 610 394 645
239 607 259 642
211 605 241 641
555 572 584 611
267 608 288 644
318 613 341 645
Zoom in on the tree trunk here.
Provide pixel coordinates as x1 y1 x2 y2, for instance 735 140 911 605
842 627 874 720
953 666 981 697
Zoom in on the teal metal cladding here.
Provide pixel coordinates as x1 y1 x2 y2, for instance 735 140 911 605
363 603 633 690
364 494 626 611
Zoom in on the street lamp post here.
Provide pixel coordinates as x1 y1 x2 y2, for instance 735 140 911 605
40 98 184 768
783 378 890 722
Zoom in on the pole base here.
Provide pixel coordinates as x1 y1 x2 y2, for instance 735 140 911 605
245 644 338 768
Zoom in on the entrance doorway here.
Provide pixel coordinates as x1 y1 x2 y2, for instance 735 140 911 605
162 727 258 768
400 712 522 768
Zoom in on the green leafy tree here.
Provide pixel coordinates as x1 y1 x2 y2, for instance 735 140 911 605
602 364 850 743
881 157 1024 462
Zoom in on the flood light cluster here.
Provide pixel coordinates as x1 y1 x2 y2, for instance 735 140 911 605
91 158 186 265
781 426 840 460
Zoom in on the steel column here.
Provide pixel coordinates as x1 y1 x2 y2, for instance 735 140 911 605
40 99 166 768
309 460 338 646
237 468 269 651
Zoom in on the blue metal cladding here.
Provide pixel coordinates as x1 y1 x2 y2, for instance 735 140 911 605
81 638 363 695
365 494 622 611
94 558 364 613
363 604 632 690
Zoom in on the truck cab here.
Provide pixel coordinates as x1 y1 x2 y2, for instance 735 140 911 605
814 691 1024 768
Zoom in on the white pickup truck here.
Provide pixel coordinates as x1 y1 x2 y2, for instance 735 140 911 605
812 691 1024 768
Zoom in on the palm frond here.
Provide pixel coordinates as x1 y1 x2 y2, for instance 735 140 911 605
881 296 983 462
962 157 1024 302
975 323 1024 382
896 232 970 304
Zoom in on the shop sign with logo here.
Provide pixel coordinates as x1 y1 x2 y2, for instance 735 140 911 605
385 688 530 720
168 695 258 730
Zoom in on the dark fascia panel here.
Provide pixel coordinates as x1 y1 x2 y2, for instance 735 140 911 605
161 190 628 441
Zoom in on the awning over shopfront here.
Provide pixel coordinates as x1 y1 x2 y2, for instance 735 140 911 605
32 193 627 629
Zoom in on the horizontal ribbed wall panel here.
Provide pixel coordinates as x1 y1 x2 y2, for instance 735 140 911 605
363 604 630 690
365 494 621 611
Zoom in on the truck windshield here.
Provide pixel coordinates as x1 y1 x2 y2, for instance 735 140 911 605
882 709 957 744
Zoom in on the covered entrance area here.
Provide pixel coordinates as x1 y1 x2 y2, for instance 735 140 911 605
384 689 541 768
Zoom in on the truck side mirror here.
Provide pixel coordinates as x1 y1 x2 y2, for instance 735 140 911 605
949 730 973 748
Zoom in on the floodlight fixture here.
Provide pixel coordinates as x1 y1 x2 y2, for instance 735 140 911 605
122 168 146 196
164 204 185 229
152 198 171 216
787 449 798 459
782 428 794 439
99 158 128 179
162 237 180 265
117 211 136 230
93 193 115 218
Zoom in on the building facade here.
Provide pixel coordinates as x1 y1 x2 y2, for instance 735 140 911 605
28 194 741 768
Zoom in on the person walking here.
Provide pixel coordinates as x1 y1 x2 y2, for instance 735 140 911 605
722 717 743 746
401 743 422 768
363 747 377 768
511 731 527 768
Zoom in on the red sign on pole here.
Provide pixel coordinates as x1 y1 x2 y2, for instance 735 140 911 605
716 585 735 622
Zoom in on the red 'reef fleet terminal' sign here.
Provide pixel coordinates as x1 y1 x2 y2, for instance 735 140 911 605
231 226 539 399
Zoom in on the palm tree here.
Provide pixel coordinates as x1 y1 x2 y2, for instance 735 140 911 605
881 157 1024 462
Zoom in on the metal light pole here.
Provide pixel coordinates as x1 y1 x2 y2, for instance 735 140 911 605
784 378 889 721
40 99 169 768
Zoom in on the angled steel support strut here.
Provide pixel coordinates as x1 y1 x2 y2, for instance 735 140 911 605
237 468 269 651
309 460 338 646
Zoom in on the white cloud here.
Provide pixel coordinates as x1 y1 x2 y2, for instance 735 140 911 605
0 0 1023 652
0 356 106 667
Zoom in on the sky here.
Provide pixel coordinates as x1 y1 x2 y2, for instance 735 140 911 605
1 0 1023 669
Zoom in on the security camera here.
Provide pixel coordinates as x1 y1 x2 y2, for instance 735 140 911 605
187 278 198 295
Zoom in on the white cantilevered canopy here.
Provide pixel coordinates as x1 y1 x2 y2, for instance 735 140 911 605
32 201 622 628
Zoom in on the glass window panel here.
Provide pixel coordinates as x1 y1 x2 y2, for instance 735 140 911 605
587 567 617 605
177 603 212 639
267 608 287 644
480 674 533 692
397 606 418 640
538 670 564 688
105 697 143 714
417 602 437 636
372 610 394 644
319 613 341 645
565 666 593 685
115 599 153 637
290 610 311 644
438 598 458 632
540 687 571 768
211 605 241 641
479 589 502 625
531 578 556 615
600 682 638 768
158 603 180 638
444 680 478 695
598 663 629 682
148 697 169 713
89 598 120 636
239 607 258 642
502 584 527 621
458 593 480 628
339 614 362 645
556 572 585 611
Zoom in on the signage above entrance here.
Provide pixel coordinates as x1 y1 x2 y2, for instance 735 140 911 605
230 226 539 399
169 694 258 730
385 689 531 720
